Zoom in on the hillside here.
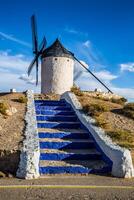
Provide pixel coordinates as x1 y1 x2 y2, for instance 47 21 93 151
71 87 134 163
0 92 26 176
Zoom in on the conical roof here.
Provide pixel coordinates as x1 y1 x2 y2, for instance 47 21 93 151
42 39 74 59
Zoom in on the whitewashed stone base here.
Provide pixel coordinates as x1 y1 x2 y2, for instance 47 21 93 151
61 92 134 178
16 90 40 179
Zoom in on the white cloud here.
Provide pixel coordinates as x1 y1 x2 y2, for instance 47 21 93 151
94 70 118 82
0 31 31 48
0 50 31 72
120 63 134 72
83 40 91 48
0 50 40 92
64 27 88 37
74 60 134 101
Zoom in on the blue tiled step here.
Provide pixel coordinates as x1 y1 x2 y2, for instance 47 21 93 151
39 139 94 149
36 115 78 122
35 100 66 106
39 166 111 174
38 122 81 129
36 110 75 116
35 106 72 111
39 160 111 174
40 151 101 160
38 131 90 139
35 100 65 103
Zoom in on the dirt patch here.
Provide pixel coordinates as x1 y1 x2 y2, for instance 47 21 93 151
0 92 26 175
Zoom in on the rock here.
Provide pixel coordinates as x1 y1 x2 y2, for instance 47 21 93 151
5 107 17 116
10 107 17 114
5 109 12 116
7 173 13 178
0 126 2 131
0 171 6 178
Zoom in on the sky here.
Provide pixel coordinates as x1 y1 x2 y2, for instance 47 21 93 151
0 0 134 101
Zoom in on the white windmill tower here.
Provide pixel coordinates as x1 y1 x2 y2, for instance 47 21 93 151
41 39 74 94
27 15 113 94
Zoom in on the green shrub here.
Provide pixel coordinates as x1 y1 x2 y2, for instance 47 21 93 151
124 103 134 111
0 102 9 115
17 96 27 103
82 103 109 116
122 103 134 119
106 130 133 143
111 97 127 105
95 115 111 129
71 85 83 96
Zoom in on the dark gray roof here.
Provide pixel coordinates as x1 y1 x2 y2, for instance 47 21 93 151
42 39 74 59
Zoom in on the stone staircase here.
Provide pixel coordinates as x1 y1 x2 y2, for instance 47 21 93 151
35 99 112 175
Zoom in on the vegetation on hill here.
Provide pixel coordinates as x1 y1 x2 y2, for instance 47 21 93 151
71 86 134 152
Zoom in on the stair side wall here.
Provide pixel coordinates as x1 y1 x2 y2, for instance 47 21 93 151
16 90 40 179
61 92 134 178
41 56 74 94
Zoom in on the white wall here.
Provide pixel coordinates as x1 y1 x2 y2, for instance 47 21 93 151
41 56 74 94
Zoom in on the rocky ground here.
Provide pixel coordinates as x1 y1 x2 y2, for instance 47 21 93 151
0 92 26 176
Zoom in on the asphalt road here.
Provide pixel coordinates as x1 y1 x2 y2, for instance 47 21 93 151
0 175 134 200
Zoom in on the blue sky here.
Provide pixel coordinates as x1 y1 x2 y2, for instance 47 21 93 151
0 0 134 100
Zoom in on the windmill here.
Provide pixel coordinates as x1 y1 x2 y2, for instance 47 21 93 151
27 15 47 85
27 15 112 94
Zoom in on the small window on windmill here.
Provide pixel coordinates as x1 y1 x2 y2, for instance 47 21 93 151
67 59 69 62
55 58 58 61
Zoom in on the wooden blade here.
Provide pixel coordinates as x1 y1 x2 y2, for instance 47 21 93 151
36 58 39 85
28 55 38 75
31 15 38 53
39 36 47 53
73 56 113 93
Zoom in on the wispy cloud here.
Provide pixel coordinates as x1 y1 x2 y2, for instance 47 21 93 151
120 63 134 72
74 60 134 101
0 31 31 48
0 50 40 92
83 40 91 48
64 27 88 37
0 50 30 73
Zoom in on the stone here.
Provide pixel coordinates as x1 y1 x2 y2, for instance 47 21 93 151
0 126 2 131
5 109 12 116
10 107 17 114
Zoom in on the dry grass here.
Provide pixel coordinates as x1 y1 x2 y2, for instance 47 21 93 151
0 102 9 115
82 103 110 117
72 90 134 162
71 85 83 96
16 96 27 103
111 97 127 105
122 103 134 120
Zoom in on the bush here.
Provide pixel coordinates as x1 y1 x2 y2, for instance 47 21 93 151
124 103 134 111
71 85 83 96
82 103 110 116
17 96 27 103
122 103 134 119
106 130 133 143
95 115 111 129
0 102 9 115
111 97 127 105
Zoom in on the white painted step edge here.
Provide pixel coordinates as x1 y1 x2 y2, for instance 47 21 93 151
61 91 134 178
